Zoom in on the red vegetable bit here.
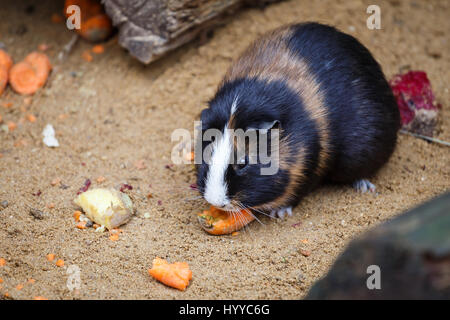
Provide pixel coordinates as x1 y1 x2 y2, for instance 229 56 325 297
119 183 133 192
389 71 439 126
77 179 91 195
32 190 42 197
189 183 198 190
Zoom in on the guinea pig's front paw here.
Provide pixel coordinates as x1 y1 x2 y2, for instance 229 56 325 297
270 206 293 219
353 179 376 193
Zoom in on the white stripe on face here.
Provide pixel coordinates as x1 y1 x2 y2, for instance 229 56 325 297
204 126 231 207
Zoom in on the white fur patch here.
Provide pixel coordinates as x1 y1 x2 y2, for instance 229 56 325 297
230 96 239 115
204 126 231 207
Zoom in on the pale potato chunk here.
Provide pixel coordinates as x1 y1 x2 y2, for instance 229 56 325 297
74 188 133 230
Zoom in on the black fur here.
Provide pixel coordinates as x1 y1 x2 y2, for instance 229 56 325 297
197 22 400 210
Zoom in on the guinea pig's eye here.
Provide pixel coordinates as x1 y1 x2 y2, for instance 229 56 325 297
233 155 249 175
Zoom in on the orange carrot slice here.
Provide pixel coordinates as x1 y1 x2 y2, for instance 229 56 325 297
9 52 51 95
148 257 192 291
46 253 55 261
55 259 64 267
33 296 48 300
0 49 13 96
197 206 255 235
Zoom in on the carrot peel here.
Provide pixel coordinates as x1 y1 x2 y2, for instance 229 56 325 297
148 257 192 291
197 206 255 235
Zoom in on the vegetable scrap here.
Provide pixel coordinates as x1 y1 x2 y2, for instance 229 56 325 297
51 178 61 186
299 249 311 257
197 206 255 235
7 121 17 132
389 71 440 136
26 114 36 123
76 221 87 229
119 183 133 192
96 176 106 183
92 44 105 54
9 52 51 95
74 188 134 230
148 257 192 291
55 259 64 267
73 210 82 222
46 254 55 261
0 258 6 266
33 296 48 300
0 49 13 96
109 233 119 241
64 0 113 42
42 124 59 147
77 179 91 195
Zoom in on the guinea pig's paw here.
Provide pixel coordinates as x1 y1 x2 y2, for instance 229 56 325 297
353 179 376 193
270 206 293 219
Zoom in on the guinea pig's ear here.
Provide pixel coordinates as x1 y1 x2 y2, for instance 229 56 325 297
247 120 280 134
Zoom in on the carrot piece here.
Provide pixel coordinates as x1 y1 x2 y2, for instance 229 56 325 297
148 257 192 291
26 114 37 123
109 233 119 241
27 278 36 284
46 253 55 261
73 210 82 222
7 121 17 131
0 114 2 123
0 258 6 266
197 206 255 235
46 203 55 209
33 296 48 300
9 52 51 95
64 0 112 42
0 49 13 70
92 44 104 54
0 278 3 283
0 49 13 96
16 283 24 290
51 178 61 186
96 176 105 183
55 259 64 267
76 221 87 229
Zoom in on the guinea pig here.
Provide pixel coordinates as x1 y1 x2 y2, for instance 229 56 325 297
196 22 400 218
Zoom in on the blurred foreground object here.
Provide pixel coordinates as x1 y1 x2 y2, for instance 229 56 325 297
64 0 113 42
306 192 450 299
103 0 281 64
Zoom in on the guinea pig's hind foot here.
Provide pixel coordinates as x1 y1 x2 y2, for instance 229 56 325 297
353 179 376 193
270 206 293 219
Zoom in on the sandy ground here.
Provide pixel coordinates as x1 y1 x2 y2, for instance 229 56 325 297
0 0 449 300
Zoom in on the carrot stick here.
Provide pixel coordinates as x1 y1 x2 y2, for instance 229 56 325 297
148 257 192 291
197 206 255 235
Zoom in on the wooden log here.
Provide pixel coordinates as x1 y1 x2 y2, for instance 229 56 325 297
305 192 450 299
102 0 281 64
